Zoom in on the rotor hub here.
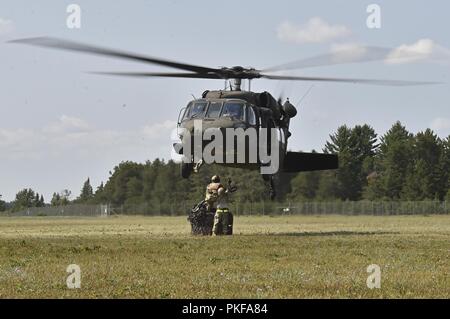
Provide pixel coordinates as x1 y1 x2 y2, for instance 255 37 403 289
219 66 261 80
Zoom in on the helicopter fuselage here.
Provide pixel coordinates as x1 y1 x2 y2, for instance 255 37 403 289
174 90 289 176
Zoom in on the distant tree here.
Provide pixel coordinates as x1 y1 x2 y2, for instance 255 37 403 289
442 136 450 200
316 171 340 200
364 122 414 200
51 192 61 206
51 190 71 206
403 129 446 200
13 188 37 211
152 161 175 204
324 125 353 154
33 193 44 207
323 125 353 200
142 159 161 203
0 195 6 212
60 190 72 206
101 161 146 206
288 171 320 201
78 178 94 202
275 172 295 201
350 124 379 197
96 182 104 193
40 195 45 207
93 182 109 204
324 124 378 200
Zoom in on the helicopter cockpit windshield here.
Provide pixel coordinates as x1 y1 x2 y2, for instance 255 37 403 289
183 101 207 120
221 101 244 120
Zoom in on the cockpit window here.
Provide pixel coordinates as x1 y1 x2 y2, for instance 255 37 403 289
181 102 192 121
247 105 257 125
221 102 244 120
206 102 222 118
185 101 207 119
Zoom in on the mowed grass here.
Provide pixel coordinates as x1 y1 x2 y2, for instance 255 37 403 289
0 215 448 298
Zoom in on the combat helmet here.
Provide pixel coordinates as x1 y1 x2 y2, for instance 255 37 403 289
211 175 220 183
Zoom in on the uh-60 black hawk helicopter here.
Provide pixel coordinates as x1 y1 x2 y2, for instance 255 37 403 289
11 37 438 198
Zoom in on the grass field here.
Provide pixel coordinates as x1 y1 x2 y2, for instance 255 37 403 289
0 215 448 298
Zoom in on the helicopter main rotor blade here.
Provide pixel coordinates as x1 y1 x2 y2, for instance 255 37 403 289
263 46 427 72
261 74 440 86
10 37 219 74
11 37 439 85
89 71 223 79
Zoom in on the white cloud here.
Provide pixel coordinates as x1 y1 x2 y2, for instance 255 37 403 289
277 17 351 44
385 39 450 64
43 115 91 134
430 117 450 132
313 40 450 67
142 120 176 139
0 18 13 35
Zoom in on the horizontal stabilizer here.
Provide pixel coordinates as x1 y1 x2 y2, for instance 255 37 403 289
283 152 338 173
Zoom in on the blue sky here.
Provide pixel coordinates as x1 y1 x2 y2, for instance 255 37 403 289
0 0 449 201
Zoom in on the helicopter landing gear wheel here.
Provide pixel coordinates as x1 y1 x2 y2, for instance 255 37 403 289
181 162 193 178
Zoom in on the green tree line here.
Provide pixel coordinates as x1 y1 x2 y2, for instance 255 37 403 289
3 121 449 212
289 122 449 202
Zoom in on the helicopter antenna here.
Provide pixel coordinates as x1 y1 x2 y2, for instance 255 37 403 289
191 93 197 100
296 84 315 107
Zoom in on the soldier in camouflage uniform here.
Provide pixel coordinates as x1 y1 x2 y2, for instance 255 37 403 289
212 179 236 236
205 175 223 212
